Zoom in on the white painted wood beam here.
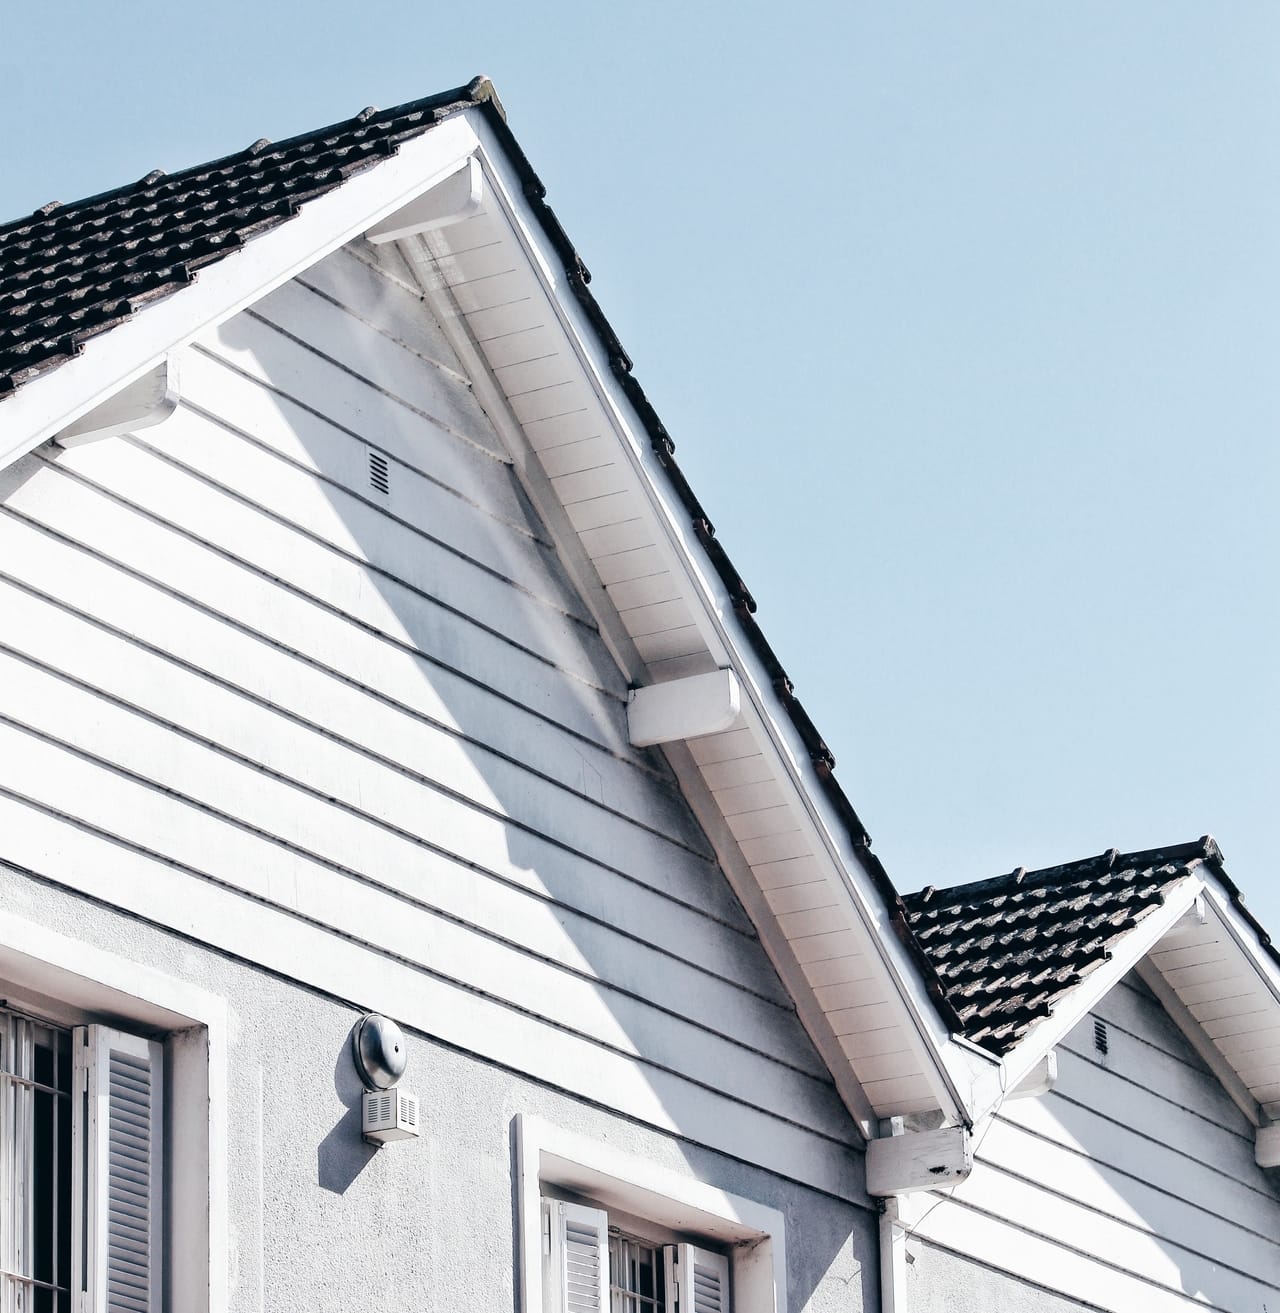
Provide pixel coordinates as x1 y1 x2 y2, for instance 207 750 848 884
366 157 483 243
866 1125 973 1196
627 669 742 747
54 358 179 447
1256 1123 1280 1170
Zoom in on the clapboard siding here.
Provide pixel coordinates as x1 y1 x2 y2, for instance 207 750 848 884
0 240 864 1196
914 972 1280 1310
0 792 859 1199
0 706 842 1137
3 462 734 917
3 459 633 758
177 347 592 623
0 603 784 1013
0 499 690 855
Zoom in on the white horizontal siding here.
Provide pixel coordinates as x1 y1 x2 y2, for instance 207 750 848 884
0 240 864 1195
932 972 1280 1310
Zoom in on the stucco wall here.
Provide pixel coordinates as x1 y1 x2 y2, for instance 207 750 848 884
907 1245 1096 1313
1 868 876 1312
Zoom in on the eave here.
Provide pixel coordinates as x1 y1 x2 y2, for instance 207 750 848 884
1 85 998 1138
389 108 999 1135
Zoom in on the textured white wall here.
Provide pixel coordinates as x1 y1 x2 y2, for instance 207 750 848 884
0 869 877 1312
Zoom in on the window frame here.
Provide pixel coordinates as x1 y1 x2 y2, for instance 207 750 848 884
516 1114 787 1313
0 907 229 1312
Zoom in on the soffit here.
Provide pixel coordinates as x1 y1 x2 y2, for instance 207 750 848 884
397 134 979 1129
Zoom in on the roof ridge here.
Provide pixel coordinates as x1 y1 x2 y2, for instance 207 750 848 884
0 78 492 245
904 836 1217 910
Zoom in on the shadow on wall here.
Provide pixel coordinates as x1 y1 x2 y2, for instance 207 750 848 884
909 983 1280 1311
203 240 872 1309
317 1032 378 1195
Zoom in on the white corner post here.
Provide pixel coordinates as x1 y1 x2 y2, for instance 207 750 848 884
54 356 180 447
627 669 742 747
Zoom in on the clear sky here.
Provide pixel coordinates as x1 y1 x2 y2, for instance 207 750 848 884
3 4 1276 926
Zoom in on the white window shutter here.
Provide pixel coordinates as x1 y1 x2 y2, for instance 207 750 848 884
665 1242 730 1313
72 1025 164 1313
543 1199 609 1313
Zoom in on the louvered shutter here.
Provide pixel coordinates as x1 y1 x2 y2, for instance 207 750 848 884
72 1025 164 1313
543 1199 608 1313
664 1242 730 1313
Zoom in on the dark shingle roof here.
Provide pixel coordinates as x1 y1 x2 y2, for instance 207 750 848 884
0 78 494 397
901 840 1214 1055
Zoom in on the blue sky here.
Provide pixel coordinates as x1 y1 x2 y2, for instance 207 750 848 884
4 4 1276 926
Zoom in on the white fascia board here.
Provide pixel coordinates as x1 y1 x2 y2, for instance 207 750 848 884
0 115 481 473
980 873 1208 1121
468 115 992 1126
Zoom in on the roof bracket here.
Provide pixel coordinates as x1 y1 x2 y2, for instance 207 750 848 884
1257 1124 1280 1170
627 669 742 748
866 1124 973 1196
54 356 180 448
366 156 483 244
1005 1050 1058 1101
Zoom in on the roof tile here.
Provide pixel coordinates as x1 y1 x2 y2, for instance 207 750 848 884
901 842 1209 1055
0 80 487 395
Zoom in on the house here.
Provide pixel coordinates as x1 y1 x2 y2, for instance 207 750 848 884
0 77 1276 1313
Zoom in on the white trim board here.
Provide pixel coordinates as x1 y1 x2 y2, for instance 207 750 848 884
0 907 229 1312
514 1113 787 1313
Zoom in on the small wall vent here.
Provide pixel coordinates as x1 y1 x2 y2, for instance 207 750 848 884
369 449 390 496
362 1087 420 1143
1093 1018 1109 1056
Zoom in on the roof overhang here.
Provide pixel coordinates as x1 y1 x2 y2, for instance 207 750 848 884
385 110 1003 1135
959 850 1280 1161
1 95 1006 1137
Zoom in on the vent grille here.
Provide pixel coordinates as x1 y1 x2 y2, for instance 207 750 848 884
107 1050 152 1312
369 449 390 495
399 1094 417 1126
1093 1018 1109 1056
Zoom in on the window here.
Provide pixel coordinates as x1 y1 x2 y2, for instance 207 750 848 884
541 1197 730 1313
1 1004 163 1313
1 1007 72 1311
0 908 229 1312
517 1115 786 1313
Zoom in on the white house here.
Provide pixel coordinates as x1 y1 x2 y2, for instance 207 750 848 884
1 77 1276 1313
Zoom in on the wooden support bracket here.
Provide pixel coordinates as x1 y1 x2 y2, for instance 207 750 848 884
866 1125 973 1196
366 157 483 243
54 357 180 447
1257 1124 1280 1170
627 669 742 747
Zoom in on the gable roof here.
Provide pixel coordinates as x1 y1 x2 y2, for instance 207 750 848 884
907 838 1280 1137
904 841 1211 1055
5 80 1276 1143
0 83 483 397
